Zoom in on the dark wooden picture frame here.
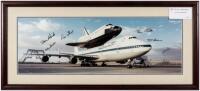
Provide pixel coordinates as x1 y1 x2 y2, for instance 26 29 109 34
1 1 199 90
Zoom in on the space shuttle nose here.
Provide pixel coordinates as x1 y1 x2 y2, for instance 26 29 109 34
113 26 122 32
105 25 122 35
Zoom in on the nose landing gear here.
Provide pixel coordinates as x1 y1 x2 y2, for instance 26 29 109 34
127 59 133 68
127 57 151 68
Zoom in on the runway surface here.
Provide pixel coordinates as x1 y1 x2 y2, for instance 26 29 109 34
18 62 182 75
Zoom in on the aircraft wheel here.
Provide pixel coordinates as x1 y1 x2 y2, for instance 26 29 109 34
90 61 97 67
127 65 133 68
81 61 86 67
101 62 107 67
85 63 90 67
92 63 98 67
143 63 147 67
81 63 85 67
132 63 136 67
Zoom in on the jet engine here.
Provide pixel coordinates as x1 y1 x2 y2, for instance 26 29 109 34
69 57 78 64
116 60 127 64
42 55 49 62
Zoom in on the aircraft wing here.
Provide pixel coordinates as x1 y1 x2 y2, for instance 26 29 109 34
30 53 98 60
59 53 98 60
75 54 98 60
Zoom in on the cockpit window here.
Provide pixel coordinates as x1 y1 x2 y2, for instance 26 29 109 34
129 37 136 39
106 24 113 26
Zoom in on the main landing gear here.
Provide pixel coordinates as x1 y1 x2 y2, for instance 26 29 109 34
101 62 107 67
80 60 97 67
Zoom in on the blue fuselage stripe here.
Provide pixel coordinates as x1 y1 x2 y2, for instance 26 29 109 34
82 45 151 55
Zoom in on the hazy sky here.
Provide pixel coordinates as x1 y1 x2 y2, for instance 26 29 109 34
18 17 182 62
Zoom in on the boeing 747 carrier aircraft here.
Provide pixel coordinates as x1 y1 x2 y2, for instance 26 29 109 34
29 24 151 68
37 36 151 68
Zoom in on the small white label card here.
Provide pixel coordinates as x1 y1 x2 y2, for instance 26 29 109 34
169 7 192 19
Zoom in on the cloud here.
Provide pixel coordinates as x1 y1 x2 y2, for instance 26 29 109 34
158 25 164 28
18 18 74 61
18 33 45 49
117 26 153 40
147 47 182 60
120 26 138 36
18 32 74 50
18 22 36 32
169 20 181 24
146 32 152 36
31 35 41 39
33 19 62 31
173 41 182 49
94 19 101 23
85 18 102 23
18 19 64 32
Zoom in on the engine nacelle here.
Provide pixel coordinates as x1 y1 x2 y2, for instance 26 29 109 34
69 57 78 64
42 55 49 62
116 60 127 64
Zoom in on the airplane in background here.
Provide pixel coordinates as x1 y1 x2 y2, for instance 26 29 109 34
144 28 153 32
66 24 122 48
35 36 151 68
136 29 142 33
147 38 162 42
136 28 153 33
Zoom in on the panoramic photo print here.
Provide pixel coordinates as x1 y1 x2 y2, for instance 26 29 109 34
17 17 182 75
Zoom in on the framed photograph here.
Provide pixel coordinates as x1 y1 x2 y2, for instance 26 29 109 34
1 1 199 90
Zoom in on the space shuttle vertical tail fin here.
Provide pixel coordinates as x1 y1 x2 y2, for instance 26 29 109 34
83 27 90 35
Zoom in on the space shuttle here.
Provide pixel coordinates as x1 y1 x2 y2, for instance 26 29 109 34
66 24 122 48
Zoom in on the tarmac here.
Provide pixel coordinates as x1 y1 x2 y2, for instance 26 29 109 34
18 61 182 75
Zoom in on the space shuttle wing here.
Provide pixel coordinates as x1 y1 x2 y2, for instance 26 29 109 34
66 42 87 47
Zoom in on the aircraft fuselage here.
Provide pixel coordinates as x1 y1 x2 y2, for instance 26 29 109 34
77 36 152 62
